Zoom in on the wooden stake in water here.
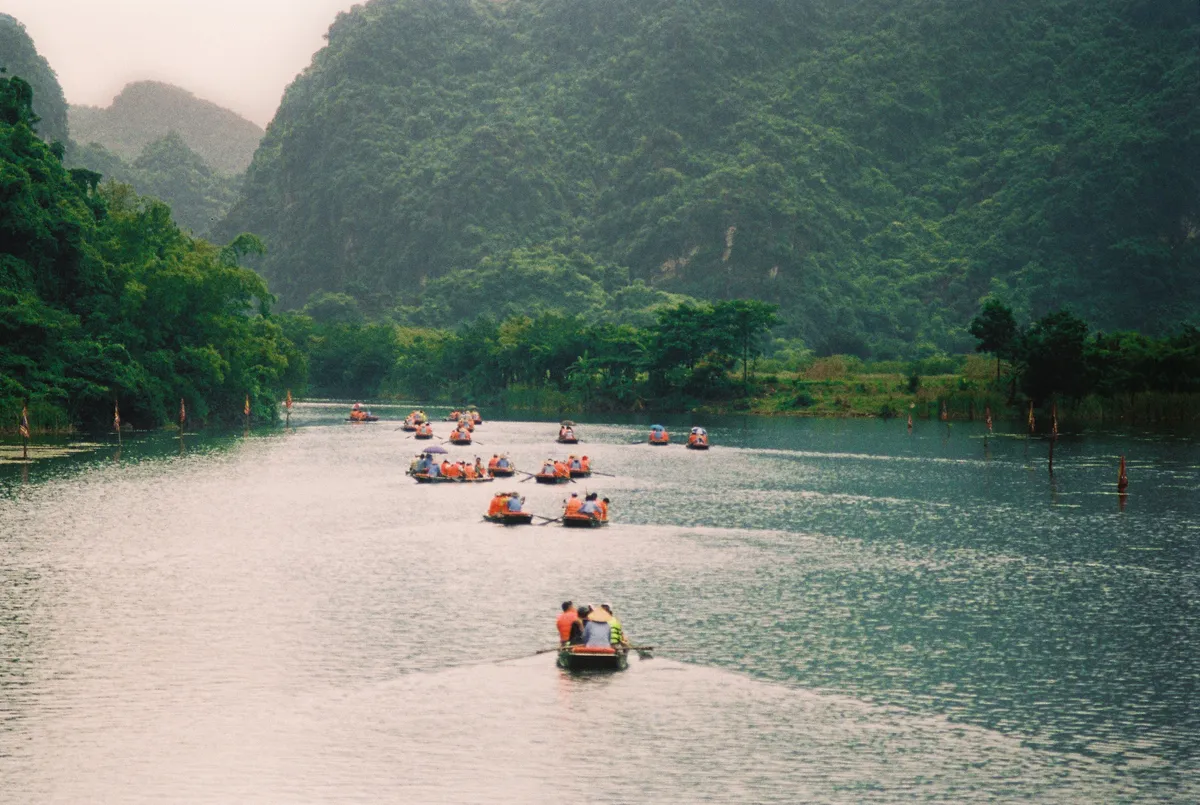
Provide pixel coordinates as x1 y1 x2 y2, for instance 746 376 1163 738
985 405 993 433
1027 401 1035 434
1118 455 1129 492
19 402 30 460
114 399 122 445
285 388 292 429
1051 400 1059 439
179 397 186 454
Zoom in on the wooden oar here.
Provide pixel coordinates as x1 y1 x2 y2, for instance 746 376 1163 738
530 513 558 522
589 470 616 477
536 517 563 526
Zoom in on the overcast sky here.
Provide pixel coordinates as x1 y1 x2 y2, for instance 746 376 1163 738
4 0 361 127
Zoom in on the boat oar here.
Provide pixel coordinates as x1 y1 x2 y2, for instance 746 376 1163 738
530 513 557 522
589 470 616 477
536 517 563 526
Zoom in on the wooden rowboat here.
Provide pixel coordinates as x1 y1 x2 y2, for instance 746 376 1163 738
412 474 494 484
449 434 472 445
534 473 571 485
482 512 534 525
562 514 608 528
400 422 418 432
491 467 516 477
557 645 627 672
556 437 579 444
414 432 434 440
347 416 379 422
686 441 709 450
568 469 591 478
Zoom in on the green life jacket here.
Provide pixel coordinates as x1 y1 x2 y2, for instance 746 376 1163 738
609 617 624 644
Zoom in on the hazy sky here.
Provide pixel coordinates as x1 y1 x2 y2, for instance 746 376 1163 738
4 0 361 127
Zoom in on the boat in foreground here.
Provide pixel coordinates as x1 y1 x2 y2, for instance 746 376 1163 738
557 645 628 672
568 469 591 478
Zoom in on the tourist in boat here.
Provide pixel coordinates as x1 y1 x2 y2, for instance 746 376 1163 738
688 427 708 446
579 493 600 519
463 461 477 480
569 605 590 644
349 403 374 421
583 606 612 647
424 456 440 477
417 422 433 437
556 601 578 646
564 493 583 516
598 497 610 520
649 424 669 443
540 459 556 476
496 455 512 471
580 455 590 472
553 459 570 478
440 459 456 478
506 493 525 513
488 455 500 472
474 457 487 477
601 604 626 647
488 493 509 517
569 455 582 471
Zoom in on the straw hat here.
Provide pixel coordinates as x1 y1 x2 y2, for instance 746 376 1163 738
586 606 612 623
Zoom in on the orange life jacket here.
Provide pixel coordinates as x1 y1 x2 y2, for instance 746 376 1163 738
464 464 477 479
580 457 590 471
597 500 608 520
488 457 499 470
565 497 584 516
554 462 569 477
488 496 506 516
440 461 453 476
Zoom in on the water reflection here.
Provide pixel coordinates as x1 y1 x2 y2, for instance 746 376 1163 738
0 407 1197 801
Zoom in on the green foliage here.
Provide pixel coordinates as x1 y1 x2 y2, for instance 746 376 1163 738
969 299 1019 377
0 76 295 430
69 135 241 235
217 0 1198 356
0 14 68 146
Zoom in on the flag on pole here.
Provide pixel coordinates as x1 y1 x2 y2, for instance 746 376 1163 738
244 395 251 417
285 389 292 410
180 398 186 427
114 400 121 431
19 404 30 439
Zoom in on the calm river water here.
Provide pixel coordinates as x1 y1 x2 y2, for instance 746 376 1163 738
1 404 1197 803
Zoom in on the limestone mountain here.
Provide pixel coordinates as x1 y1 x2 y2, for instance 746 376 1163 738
218 0 1198 356
69 81 264 176
0 13 69 145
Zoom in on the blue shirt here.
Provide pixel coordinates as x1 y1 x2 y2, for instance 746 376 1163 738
583 620 611 647
506 497 523 512
427 463 439 476
579 501 598 515
497 458 510 468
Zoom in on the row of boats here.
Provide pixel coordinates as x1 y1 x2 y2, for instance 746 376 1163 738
388 409 712 671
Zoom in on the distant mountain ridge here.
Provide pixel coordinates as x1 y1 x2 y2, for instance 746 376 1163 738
70 81 264 175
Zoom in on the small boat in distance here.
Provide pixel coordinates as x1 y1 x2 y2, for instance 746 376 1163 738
449 430 472 445
558 645 628 672
557 421 579 443
686 427 710 450
348 402 377 422
414 423 435 439
649 424 669 445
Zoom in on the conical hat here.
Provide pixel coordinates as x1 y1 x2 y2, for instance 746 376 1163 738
586 607 611 623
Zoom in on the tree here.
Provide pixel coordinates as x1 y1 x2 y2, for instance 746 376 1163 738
713 300 779 384
1018 309 1091 402
969 299 1019 380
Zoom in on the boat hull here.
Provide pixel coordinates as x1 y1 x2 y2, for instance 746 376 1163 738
400 424 418 432
556 437 579 444
483 512 534 525
347 416 379 422
449 437 472 445
491 468 516 477
557 646 628 672
686 442 709 450
569 469 591 478
562 515 607 528
534 474 570 484
414 433 434 440
649 438 669 445
412 474 494 484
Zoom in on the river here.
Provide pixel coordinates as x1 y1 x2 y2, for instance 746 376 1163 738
1 403 1197 802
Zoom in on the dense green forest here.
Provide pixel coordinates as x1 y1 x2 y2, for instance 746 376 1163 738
0 76 299 431
219 0 1199 358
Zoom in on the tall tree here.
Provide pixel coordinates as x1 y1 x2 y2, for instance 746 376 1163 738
969 299 1020 379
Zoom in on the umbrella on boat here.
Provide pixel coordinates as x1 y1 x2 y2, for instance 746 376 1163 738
422 444 449 454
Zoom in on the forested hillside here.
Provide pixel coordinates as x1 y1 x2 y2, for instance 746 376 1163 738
0 14 68 146
69 81 264 175
0 76 298 430
220 0 1199 357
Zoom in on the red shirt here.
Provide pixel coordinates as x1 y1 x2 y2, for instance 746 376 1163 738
556 610 578 642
